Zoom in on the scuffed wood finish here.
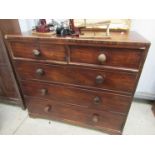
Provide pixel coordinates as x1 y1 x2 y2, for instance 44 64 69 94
10 42 67 62
26 97 125 134
6 31 150 48
10 41 38 58
0 19 21 35
0 66 18 98
6 31 150 134
0 46 7 64
14 61 137 94
70 46 143 69
0 24 24 108
39 43 67 62
21 80 132 114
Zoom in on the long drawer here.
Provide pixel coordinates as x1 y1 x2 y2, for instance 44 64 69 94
21 80 132 114
26 97 126 134
70 46 143 69
15 61 137 94
10 41 67 62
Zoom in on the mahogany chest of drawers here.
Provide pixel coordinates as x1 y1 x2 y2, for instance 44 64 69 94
6 31 150 134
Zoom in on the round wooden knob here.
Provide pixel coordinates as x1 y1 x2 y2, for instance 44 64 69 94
92 114 99 123
33 49 41 57
36 68 44 76
93 96 101 105
44 105 52 113
98 53 106 64
40 89 48 96
96 75 104 84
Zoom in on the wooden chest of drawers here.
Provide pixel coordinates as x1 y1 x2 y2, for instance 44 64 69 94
0 20 24 108
6 31 150 134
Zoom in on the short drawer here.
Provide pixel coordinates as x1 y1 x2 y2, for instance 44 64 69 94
26 97 126 134
15 61 137 94
10 42 67 62
21 80 132 114
70 46 143 69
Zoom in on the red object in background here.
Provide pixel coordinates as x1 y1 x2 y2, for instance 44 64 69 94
69 19 75 32
69 19 86 37
36 19 50 33
40 19 46 25
69 19 80 37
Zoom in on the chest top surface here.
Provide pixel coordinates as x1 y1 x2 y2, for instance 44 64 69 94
5 31 150 48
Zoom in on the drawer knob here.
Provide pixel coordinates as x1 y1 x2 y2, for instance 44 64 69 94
93 96 101 105
98 53 106 64
33 49 41 57
96 75 104 84
92 114 99 123
40 89 48 96
36 68 44 76
44 105 52 113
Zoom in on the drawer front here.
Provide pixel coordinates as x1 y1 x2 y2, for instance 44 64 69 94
10 42 67 62
26 97 125 134
21 80 132 114
15 61 137 94
70 46 143 69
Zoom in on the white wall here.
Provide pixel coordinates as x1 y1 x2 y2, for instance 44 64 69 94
18 19 155 99
18 19 37 33
131 20 155 99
